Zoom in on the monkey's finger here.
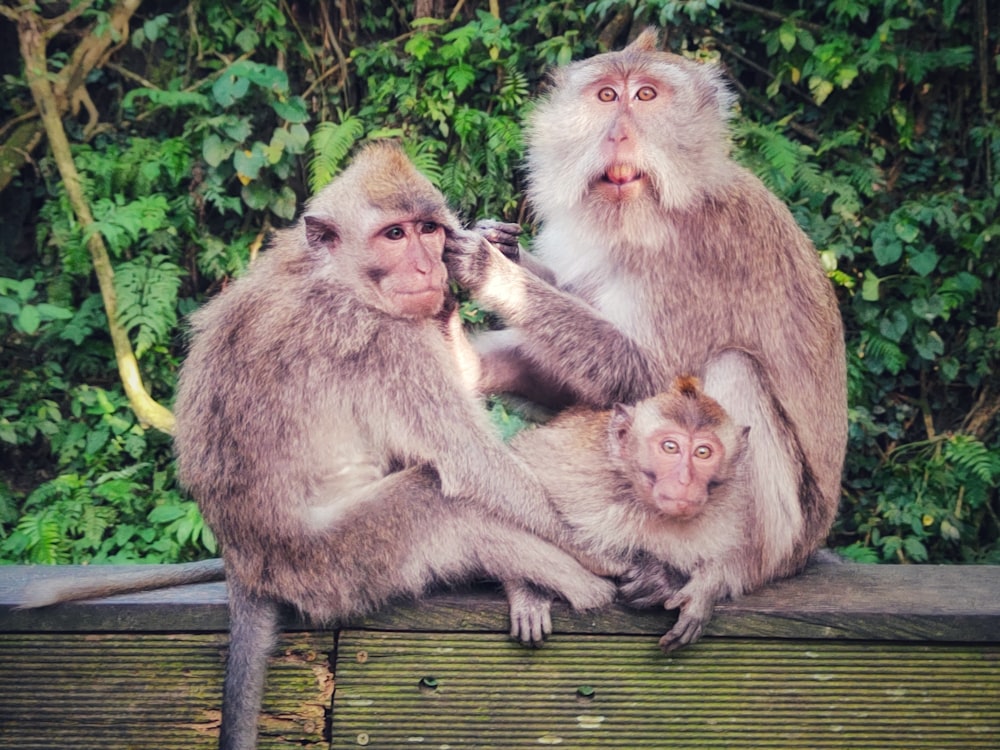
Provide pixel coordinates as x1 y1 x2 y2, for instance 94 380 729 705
662 592 690 611
509 610 550 648
472 219 522 242
658 618 704 653
443 227 481 254
472 220 522 260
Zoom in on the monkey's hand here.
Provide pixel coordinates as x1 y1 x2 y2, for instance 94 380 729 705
473 219 522 262
504 581 553 647
444 228 523 308
659 588 716 653
618 553 688 609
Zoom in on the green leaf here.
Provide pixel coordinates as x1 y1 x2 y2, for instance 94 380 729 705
271 96 309 124
809 76 835 105
404 33 434 61
872 236 903 266
222 117 253 142
270 185 297 221
17 305 41 334
285 123 309 153
911 295 944 322
902 536 928 562
202 134 233 168
778 22 796 53
233 146 266 180
913 330 944 360
235 28 259 52
446 63 477 96
148 505 186 523
878 310 908 342
861 270 881 301
241 181 272 211
893 220 920 243
908 248 939 276
212 72 250 107
34 303 74 321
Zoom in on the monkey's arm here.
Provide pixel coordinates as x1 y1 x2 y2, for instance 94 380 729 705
446 230 659 407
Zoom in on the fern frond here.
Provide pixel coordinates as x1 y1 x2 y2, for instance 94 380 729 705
945 435 999 484
16 514 69 564
114 256 185 358
404 140 446 187
308 114 365 192
860 332 906 375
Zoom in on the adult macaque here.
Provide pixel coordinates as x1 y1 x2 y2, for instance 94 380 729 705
448 29 847 624
23 143 615 750
506 377 750 651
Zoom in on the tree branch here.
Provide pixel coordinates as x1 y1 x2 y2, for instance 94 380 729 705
0 0 142 193
15 6 175 435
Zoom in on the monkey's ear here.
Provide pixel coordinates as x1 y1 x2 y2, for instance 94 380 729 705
607 403 635 459
626 27 659 53
304 215 341 254
733 425 751 461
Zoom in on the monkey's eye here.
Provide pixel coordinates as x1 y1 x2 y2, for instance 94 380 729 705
419 221 439 234
383 226 406 240
661 440 680 454
635 86 657 101
694 445 714 460
597 86 618 103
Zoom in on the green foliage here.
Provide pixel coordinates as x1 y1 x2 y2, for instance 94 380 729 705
0 0 996 566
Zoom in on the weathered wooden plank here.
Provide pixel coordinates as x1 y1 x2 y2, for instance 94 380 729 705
0 632 331 750
332 631 1000 749
2 562 999 640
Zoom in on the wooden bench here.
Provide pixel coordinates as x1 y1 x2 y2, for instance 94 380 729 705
1 562 998 749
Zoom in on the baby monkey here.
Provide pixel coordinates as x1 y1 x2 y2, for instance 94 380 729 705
508 376 750 652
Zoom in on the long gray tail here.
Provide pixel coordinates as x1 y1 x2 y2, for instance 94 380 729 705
219 578 280 750
16 558 226 609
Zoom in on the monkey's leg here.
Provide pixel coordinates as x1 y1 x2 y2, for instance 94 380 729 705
219 578 281 750
700 348 804 577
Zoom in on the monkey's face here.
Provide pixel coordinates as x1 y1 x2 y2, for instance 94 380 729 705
366 218 448 319
637 424 726 520
525 43 735 226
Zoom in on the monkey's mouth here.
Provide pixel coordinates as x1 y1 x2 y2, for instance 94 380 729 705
602 163 644 185
594 164 646 202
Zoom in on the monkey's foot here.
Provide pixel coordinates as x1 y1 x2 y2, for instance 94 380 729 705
505 583 553 647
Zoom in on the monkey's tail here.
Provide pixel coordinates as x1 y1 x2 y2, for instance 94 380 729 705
16 558 226 609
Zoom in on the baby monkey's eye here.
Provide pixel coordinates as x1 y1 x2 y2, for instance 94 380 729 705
694 445 714 460
661 440 680 454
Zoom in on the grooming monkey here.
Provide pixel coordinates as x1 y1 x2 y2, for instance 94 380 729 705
505 376 749 649
23 142 615 750
448 28 848 647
